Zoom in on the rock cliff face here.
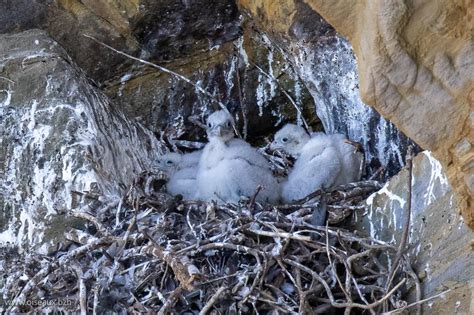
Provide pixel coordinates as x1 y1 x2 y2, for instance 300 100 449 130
354 152 473 314
238 0 417 176
0 0 319 144
0 30 163 252
238 0 473 228
0 1 472 311
1 0 416 176
103 20 318 141
0 0 241 83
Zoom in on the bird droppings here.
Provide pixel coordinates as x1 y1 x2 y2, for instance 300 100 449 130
422 151 449 206
0 226 16 245
0 19 468 314
290 36 416 177
1 169 413 313
0 88 12 106
454 300 461 313
119 73 133 83
255 34 278 118
0 30 165 252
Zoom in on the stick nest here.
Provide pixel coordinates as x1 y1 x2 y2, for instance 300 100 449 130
3 170 419 314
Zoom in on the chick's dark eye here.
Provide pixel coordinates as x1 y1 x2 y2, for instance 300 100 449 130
166 160 173 165
207 122 212 128
282 137 288 143
226 121 231 127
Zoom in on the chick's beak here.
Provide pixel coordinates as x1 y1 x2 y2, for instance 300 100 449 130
270 140 279 150
208 126 224 137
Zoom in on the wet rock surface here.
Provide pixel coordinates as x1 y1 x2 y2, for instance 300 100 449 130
0 0 319 147
1 0 417 178
132 0 241 62
0 29 162 252
0 0 241 84
0 0 51 34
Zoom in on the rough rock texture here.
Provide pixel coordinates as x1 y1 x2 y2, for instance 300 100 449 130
0 30 163 252
1 0 418 179
354 151 473 313
1 0 319 145
1 0 419 179
0 2 471 311
0 0 241 83
0 0 51 33
238 0 418 177
104 20 318 141
306 0 474 229
238 0 473 227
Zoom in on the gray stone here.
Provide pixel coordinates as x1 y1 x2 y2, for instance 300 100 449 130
0 0 241 84
0 29 163 253
353 152 473 314
238 0 418 178
104 21 318 140
0 0 51 34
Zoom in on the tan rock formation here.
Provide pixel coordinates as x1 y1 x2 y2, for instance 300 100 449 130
239 0 474 228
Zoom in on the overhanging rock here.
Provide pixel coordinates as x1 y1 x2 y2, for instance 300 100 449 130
0 29 163 254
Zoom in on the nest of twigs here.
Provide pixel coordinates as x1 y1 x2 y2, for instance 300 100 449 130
2 164 423 314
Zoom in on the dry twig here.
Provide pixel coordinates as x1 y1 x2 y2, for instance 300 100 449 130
2 168 420 314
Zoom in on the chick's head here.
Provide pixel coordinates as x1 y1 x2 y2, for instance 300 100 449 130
157 152 182 174
206 110 235 142
271 124 310 157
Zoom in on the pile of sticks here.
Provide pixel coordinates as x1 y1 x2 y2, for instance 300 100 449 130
3 168 423 314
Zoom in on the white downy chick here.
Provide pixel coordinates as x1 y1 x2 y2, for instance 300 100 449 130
180 150 202 168
324 133 363 184
272 124 363 202
196 110 280 204
281 135 342 202
157 151 202 200
270 124 311 157
156 152 183 176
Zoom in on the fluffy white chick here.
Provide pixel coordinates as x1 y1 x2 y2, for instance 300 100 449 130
196 110 280 204
156 152 183 176
180 150 202 168
271 124 363 202
157 151 202 200
270 124 311 157
281 135 342 202
324 133 363 184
